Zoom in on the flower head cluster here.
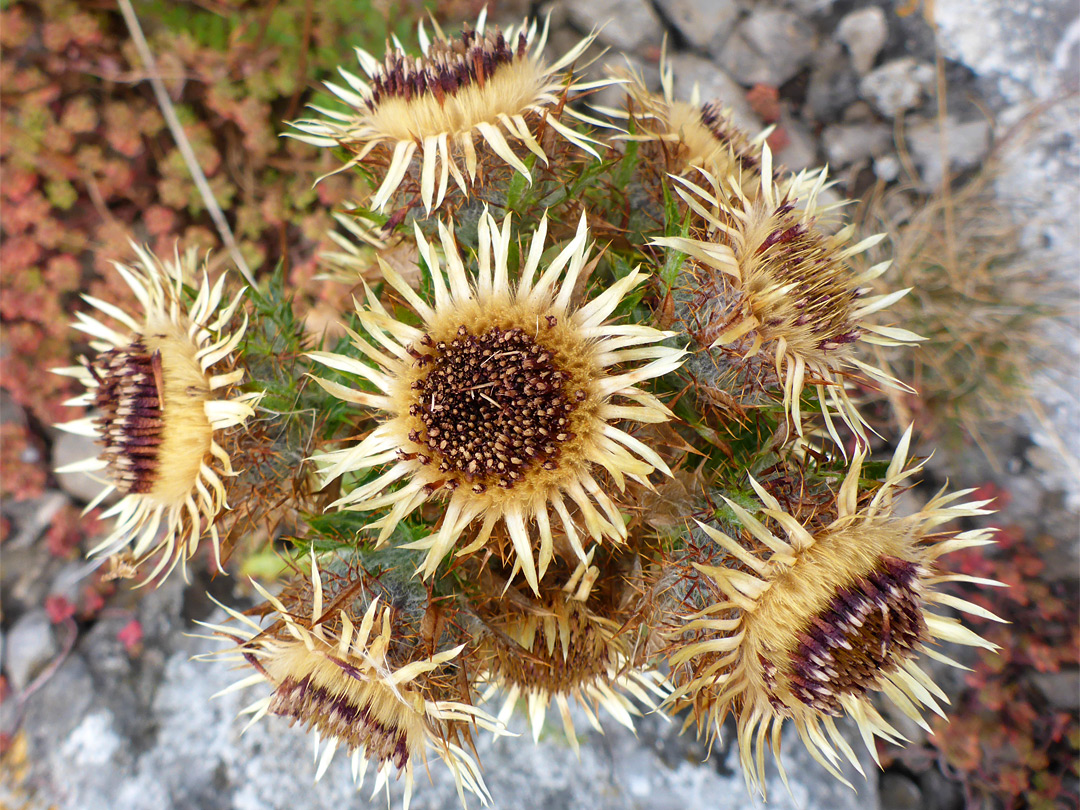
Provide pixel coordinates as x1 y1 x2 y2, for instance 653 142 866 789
291 10 610 214
55 246 258 581
662 428 1000 794
309 211 685 593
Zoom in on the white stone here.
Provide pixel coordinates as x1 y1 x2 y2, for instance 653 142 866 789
822 122 893 167
904 114 992 190
859 57 935 117
3 610 58 692
566 0 665 52
836 6 888 75
726 8 816 87
655 0 740 52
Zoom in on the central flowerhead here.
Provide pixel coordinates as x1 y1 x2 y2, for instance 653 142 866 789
310 212 685 592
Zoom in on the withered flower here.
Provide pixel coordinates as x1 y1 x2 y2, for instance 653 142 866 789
309 212 684 593
664 428 1001 794
291 10 610 214
55 245 258 581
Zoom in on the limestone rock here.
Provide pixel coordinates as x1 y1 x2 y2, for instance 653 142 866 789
860 57 936 117
837 6 888 75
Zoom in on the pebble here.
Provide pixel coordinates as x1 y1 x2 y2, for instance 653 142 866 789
822 122 893 167
1030 670 1080 711
879 772 924 810
836 7 888 75
904 114 992 190
860 57 936 117
655 0 740 53
3 610 59 693
51 430 110 506
734 8 816 86
804 40 860 123
566 0 665 52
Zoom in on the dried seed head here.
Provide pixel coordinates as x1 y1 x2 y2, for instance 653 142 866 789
200 554 502 806
654 146 921 442
661 430 1002 796
55 245 258 582
309 212 685 594
290 11 612 213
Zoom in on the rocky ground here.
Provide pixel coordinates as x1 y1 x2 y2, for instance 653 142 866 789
2 1 1077 809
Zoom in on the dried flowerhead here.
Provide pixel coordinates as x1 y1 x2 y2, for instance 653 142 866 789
663 428 1001 794
55 245 258 581
291 10 610 214
309 211 685 593
200 553 502 807
656 148 920 443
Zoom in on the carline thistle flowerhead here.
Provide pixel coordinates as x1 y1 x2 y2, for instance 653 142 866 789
308 211 686 594
655 147 922 445
663 427 1002 795
54 246 258 582
290 9 612 214
472 551 668 753
599 52 767 190
199 554 504 808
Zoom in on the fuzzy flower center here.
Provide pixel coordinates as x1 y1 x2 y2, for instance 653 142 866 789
408 324 581 493
89 340 164 495
784 556 926 715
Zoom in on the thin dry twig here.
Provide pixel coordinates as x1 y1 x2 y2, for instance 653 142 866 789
116 0 256 286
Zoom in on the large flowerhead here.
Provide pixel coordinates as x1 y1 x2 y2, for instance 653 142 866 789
471 551 667 753
199 554 502 807
291 10 610 214
655 149 921 444
663 428 1002 795
55 245 258 581
309 212 685 593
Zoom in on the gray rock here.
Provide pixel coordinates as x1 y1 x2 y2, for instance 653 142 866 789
860 58 936 117
668 53 760 133
879 771 923 810
3 489 67 549
1030 670 1080 711
0 387 27 427
51 430 111 506
655 0 740 53
822 122 893 167
873 154 902 182
3 610 58 692
773 112 818 173
566 0 664 52
805 40 860 123
837 7 889 76
722 8 816 87
904 114 992 191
